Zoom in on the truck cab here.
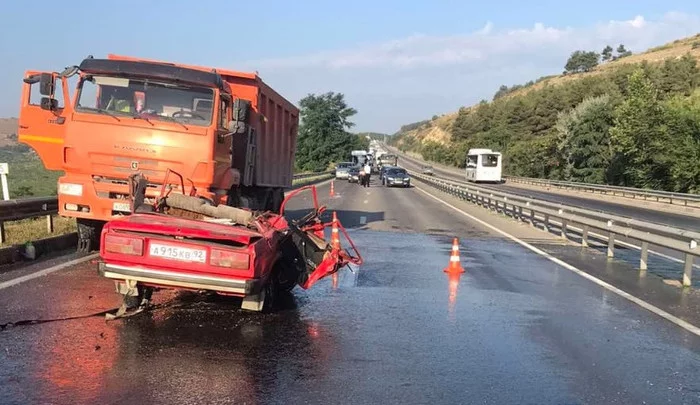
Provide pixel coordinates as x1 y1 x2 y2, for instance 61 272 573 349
18 55 298 251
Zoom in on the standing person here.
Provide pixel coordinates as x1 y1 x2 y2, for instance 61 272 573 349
363 162 372 187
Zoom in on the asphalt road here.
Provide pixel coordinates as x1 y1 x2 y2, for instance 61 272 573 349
396 150 700 232
1 179 700 404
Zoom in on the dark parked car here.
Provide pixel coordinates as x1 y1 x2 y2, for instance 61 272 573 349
383 168 411 187
379 165 395 183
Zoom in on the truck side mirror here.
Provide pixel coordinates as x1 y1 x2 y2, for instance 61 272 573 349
228 98 251 134
39 73 55 96
40 97 59 111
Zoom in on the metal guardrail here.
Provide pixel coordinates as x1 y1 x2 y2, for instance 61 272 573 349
0 171 334 245
503 176 700 208
410 171 699 287
387 143 700 209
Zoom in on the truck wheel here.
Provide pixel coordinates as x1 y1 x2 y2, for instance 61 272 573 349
77 219 103 253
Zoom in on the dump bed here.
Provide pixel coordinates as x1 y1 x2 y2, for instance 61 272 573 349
107 54 299 189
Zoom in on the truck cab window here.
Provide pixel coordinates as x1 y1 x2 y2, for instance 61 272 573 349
29 78 64 108
75 76 215 126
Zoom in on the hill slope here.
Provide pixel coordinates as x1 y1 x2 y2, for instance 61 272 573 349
392 33 700 151
390 33 700 193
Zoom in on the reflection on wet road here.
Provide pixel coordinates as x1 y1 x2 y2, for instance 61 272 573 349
1 179 699 404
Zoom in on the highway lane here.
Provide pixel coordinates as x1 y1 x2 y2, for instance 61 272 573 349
396 149 700 232
1 179 700 404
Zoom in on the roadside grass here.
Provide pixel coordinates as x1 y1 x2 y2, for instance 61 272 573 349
2 216 76 246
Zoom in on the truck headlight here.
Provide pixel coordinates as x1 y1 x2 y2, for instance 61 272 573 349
58 183 83 196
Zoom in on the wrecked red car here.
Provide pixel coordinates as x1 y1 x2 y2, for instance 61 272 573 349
97 173 361 318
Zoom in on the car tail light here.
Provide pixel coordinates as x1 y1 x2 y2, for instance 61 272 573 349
210 249 249 269
104 234 144 256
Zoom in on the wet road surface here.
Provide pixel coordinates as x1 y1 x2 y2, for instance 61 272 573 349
397 149 700 232
1 179 700 404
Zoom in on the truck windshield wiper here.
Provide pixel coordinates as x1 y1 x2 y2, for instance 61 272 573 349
79 107 121 121
154 115 189 130
131 113 154 126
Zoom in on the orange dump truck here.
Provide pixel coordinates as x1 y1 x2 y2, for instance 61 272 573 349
18 54 298 251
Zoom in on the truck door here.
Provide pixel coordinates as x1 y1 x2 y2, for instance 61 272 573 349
17 71 71 170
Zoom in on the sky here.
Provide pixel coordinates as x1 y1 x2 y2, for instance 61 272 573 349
1 1 699 133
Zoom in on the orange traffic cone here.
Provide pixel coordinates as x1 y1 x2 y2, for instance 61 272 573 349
443 237 465 274
330 180 335 197
331 211 341 250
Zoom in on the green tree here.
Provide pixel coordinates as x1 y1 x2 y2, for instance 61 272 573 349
565 50 600 74
609 68 672 188
601 45 613 62
555 95 616 183
656 53 700 97
662 90 700 192
614 44 632 60
295 92 358 172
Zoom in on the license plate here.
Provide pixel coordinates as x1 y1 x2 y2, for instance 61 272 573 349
149 243 207 263
113 202 131 212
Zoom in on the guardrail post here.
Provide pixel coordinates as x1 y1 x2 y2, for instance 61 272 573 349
581 225 589 247
0 221 5 244
46 214 54 234
683 254 694 287
560 219 568 240
543 214 550 232
517 206 523 221
607 233 615 258
640 241 649 270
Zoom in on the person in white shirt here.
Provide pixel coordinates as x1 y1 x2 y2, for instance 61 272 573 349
363 163 372 187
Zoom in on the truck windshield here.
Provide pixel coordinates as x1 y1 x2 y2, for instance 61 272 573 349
76 76 215 126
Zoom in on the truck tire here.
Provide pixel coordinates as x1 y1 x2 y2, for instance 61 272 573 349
77 218 103 253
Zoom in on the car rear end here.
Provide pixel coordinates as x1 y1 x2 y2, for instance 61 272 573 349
385 170 411 187
335 167 350 179
98 214 271 298
348 168 360 183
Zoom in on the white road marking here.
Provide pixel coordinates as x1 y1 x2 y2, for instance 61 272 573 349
0 254 98 291
414 185 700 337
360 216 367 225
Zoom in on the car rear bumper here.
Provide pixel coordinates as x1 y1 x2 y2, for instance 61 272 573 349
99 262 260 295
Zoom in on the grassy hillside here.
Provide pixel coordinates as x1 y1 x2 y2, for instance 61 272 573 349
391 33 700 192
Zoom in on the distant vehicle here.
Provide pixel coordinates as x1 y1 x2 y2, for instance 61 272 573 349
335 162 354 179
465 148 502 183
383 167 411 188
378 154 398 168
347 167 361 183
351 150 368 166
421 165 434 175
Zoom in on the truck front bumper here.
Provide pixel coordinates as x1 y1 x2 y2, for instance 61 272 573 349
99 262 261 296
